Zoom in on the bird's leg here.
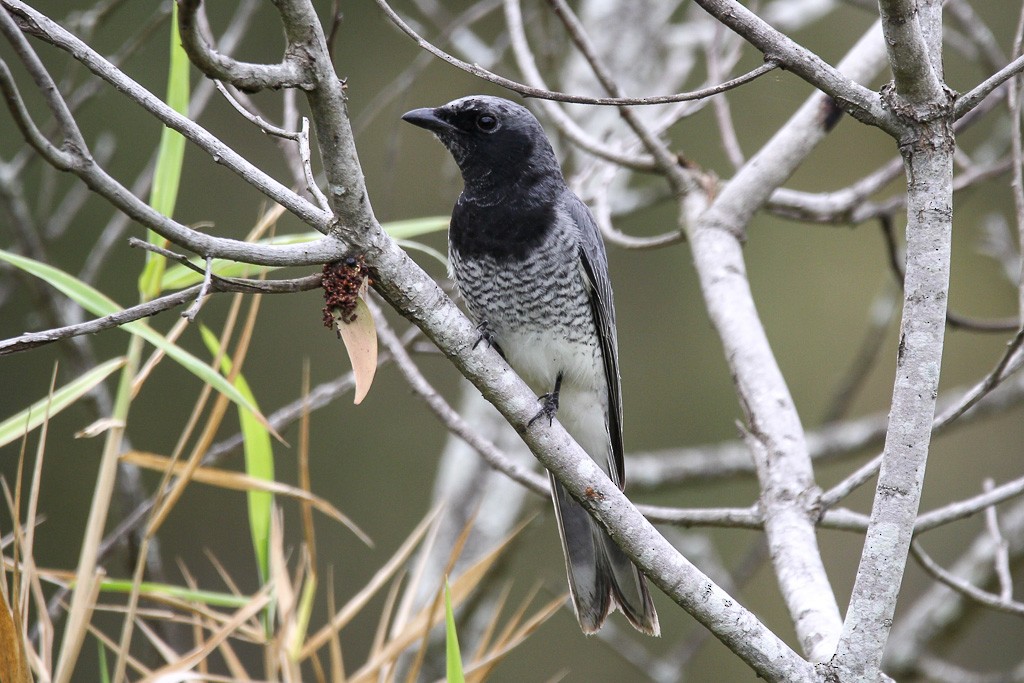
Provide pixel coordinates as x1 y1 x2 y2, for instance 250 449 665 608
529 371 563 427
472 319 505 358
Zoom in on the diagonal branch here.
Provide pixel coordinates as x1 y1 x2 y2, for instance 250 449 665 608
954 53 1024 120
676 20 892 662
687 0 899 135
1 0 333 250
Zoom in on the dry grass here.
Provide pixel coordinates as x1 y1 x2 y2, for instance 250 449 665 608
0 259 556 681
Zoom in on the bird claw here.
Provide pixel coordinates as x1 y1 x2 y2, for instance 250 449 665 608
473 319 495 348
529 372 563 427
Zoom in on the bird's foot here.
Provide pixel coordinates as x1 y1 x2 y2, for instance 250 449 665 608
529 372 563 427
473 319 504 357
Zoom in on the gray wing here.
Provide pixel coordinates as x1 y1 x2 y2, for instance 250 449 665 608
566 191 625 489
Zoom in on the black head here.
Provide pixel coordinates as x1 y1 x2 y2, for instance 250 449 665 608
402 96 562 191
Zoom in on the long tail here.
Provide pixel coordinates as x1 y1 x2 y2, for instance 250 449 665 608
549 474 660 635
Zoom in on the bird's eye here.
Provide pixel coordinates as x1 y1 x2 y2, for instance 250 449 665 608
476 114 498 132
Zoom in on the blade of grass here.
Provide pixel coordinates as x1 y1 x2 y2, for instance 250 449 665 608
287 361 318 655
120 451 368 544
199 325 275 583
470 582 512 664
139 585 272 682
98 638 111 683
0 250 268 426
445 580 466 683
300 507 442 659
348 522 523 683
54 337 141 683
137 0 189 300
96 580 251 608
0 570 31 683
326 570 346 683
0 357 125 449
404 510 479 683
463 594 564 681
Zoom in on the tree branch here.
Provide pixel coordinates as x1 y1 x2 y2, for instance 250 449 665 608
2 0 335 266
676 19 893 662
376 0 776 107
687 0 899 134
177 0 313 92
0 274 322 356
954 53 1024 120
877 0 946 105
834 6 957 677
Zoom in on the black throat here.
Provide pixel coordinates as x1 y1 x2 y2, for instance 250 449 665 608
450 169 563 262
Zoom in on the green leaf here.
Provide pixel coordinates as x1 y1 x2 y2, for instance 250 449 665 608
97 639 109 683
445 579 466 683
0 249 265 423
96 579 251 608
199 325 274 585
395 238 448 269
382 216 449 239
158 217 450 290
138 1 190 299
290 574 318 657
0 357 126 449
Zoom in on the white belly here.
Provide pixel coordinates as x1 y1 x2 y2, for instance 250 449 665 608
500 331 611 468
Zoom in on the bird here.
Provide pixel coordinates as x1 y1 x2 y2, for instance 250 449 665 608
402 95 659 636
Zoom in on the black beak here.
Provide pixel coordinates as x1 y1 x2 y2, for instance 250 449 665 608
401 107 453 133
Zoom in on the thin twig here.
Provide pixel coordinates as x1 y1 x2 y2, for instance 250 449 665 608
369 296 549 496
954 53 1024 120
214 79 298 139
822 329 1024 509
374 0 777 107
299 117 330 212
1010 8 1024 325
880 213 1022 333
982 478 1014 601
182 256 214 322
910 540 1024 617
916 474 1024 533
707 23 745 169
0 273 322 356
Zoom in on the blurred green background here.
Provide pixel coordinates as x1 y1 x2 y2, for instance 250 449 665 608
2 0 1023 680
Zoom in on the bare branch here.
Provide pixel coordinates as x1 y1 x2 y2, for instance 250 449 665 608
916 475 1024 533
676 20 895 662
2 0 335 265
823 331 1024 509
541 0 690 189
214 80 299 139
177 0 313 92
181 256 214 322
502 0 656 172
835 3 957 668
982 478 1014 601
370 297 549 496
0 273 322 356
955 54 1024 120
876 0 946 105
910 540 1024 617
374 0 776 107
688 0 898 134
887 500 1024 677
0 58 74 169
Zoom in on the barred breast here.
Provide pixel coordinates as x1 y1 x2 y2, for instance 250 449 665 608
449 211 603 398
